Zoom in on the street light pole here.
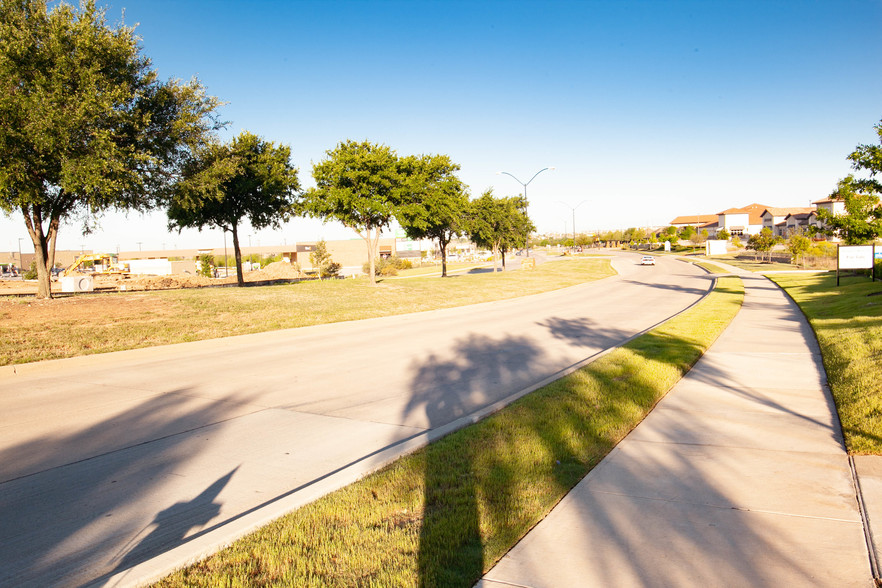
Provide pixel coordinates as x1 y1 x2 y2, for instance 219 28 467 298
557 200 587 253
497 167 555 257
17 237 23 273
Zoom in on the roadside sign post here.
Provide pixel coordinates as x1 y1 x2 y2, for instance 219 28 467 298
873 245 882 282
837 244 875 286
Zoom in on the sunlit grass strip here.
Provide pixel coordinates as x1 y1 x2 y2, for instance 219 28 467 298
0 258 614 366
768 273 882 454
154 277 743 588
691 260 732 274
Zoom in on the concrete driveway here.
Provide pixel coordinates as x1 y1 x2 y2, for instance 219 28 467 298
0 252 710 587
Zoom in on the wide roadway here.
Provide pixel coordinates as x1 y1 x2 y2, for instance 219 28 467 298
0 252 712 587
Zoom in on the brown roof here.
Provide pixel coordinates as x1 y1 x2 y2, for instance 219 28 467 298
761 206 815 218
785 211 817 221
669 214 717 225
716 203 772 225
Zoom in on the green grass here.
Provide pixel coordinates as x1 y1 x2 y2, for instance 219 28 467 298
768 273 882 454
690 260 732 274
0 258 615 366
154 277 743 588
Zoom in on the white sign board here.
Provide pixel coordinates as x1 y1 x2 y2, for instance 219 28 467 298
127 258 173 275
705 240 727 256
838 245 874 269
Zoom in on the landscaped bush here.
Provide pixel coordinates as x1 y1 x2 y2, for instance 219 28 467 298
23 261 38 280
364 256 413 276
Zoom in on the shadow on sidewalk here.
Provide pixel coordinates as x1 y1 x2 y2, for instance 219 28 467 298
401 294 832 586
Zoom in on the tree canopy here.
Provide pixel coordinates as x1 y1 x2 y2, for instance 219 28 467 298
168 131 300 286
817 175 882 245
0 0 222 297
397 154 469 277
305 140 405 285
746 228 781 262
468 190 534 272
817 118 882 244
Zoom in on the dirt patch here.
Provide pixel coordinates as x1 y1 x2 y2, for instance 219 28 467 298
251 261 304 280
0 291 162 320
106 273 215 290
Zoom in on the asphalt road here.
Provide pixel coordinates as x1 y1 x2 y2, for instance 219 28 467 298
0 252 712 587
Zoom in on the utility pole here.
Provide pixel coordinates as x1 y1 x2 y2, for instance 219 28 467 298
558 200 587 253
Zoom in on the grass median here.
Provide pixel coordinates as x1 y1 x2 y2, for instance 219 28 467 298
154 276 743 588
0 258 614 366
768 273 882 455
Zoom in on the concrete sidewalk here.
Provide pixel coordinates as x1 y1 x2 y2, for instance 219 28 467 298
479 273 880 587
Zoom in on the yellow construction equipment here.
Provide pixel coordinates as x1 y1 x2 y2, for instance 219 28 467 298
63 253 129 277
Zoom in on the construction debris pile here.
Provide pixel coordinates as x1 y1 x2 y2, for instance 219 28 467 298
0 261 308 295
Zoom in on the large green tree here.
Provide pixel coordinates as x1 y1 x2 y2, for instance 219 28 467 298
787 232 811 268
468 190 534 272
397 154 469 277
746 228 782 262
305 140 405 285
168 131 300 286
817 175 882 245
0 0 222 298
817 119 882 244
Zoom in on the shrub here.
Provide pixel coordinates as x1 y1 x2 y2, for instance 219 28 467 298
198 254 213 277
323 262 342 278
23 261 38 280
364 256 412 276
310 239 342 280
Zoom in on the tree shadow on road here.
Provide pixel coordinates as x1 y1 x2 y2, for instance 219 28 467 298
105 467 239 580
402 333 546 587
0 390 255 587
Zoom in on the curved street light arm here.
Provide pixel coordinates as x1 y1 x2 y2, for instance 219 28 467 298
498 167 555 189
498 171 526 186
525 167 553 187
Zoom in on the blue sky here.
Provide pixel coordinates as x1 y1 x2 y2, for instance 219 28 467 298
3 0 882 253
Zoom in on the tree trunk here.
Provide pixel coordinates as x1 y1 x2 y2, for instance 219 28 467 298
357 226 380 285
369 227 381 285
231 224 244 286
501 248 506 270
47 216 60 274
21 204 53 299
492 243 500 273
439 236 448 278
